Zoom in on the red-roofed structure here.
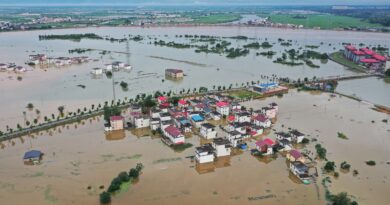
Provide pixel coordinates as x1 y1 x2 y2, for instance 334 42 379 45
163 125 185 144
110 116 124 121
372 54 386 61
345 45 356 51
216 101 229 107
360 58 379 63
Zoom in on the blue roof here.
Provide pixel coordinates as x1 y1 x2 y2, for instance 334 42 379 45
203 107 212 113
23 150 42 159
180 119 190 125
256 83 278 88
191 115 204 122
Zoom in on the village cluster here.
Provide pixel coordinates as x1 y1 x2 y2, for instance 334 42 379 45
106 90 313 183
343 45 387 72
27 54 92 67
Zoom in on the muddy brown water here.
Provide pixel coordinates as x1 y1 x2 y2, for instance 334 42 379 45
0 90 389 204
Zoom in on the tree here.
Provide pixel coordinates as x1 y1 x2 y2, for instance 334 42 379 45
385 69 390 77
99 192 111 204
26 103 34 110
340 161 351 170
324 161 336 172
103 106 121 123
129 168 139 179
58 106 65 117
136 163 144 172
331 192 357 205
118 171 130 182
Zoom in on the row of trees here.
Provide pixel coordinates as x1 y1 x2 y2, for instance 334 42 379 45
100 163 144 204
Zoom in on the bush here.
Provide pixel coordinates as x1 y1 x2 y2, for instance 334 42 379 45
366 160 376 166
340 161 351 170
129 168 139 179
337 132 348 140
301 138 310 144
118 172 130 182
315 144 327 160
324 161 336 172
99 192 111 204
330 192 358 205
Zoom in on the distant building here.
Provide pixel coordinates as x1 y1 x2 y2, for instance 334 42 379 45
110 116 124 131
343 45 387 72
165 68 184 78
255 138 275 155
23 150 43 164
91 67 103 75
216 101 230 116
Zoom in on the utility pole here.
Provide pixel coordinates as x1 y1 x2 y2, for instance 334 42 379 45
112 71 116 103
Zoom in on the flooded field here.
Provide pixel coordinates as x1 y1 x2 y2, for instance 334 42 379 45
1 26 390 130
0 90 389 205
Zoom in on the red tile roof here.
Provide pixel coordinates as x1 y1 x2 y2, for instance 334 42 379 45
372 54 386 61
360 58 379 63
289 150 302 159
253 114 268 122
158 96 168 101
216 101 229 107
228 115 235 122
360 48 376 56
256 138 275 147
352 50 365 55
166 68 183 74
345 45 356 51
164 125 182 138
110 116 124 121
178 99 187 105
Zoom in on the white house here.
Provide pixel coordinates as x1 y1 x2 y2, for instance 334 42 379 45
262 107 277 119
249 125 264 136
277 139 292 151
91 67 103 75
123 64 132 70
216 101 230 116
195 144 215 163
150 108 161 119
212 138 231 157
210 111 221 120
200 123 217 139
163 125 185 144
290 130 305 143
150 118 160 130
235 112 251 123
290 161 310 182
226 131 243 147
276 132 293 142
253 114 271 128
134 117 150 129
159 112 172 122
105 64 113 71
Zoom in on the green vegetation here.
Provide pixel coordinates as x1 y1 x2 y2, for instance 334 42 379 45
229 89 262 99
337 132 348 140
365 160 376 166
328 192 359 205
226 48 249 58
268 14 380 29
243 42 261 49
99 192 111 204
257 51 276 57
120 81 128 90
154 40 192 49
385 69 390 77
324 161 336 172
105 71 112 79
103 106 121 123
68 48 93 54
26 103 34 110
301 138 310 144
329 52 366 72
315 144 327 160
172 143 193 152
191 14 241 24
340 161 351 170
38 33 103 41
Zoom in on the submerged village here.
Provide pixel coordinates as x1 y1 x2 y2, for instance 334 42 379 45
0 27 389 205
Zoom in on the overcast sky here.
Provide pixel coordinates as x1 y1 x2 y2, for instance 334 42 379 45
0 0 389 6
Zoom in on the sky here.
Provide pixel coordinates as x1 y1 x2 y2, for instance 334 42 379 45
0 0 389 6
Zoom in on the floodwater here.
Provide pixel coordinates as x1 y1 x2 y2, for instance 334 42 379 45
336 77 390 107
1 26 390 130
0 90 389 205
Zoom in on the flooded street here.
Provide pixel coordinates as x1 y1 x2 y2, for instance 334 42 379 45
0 90 389 205
1 26 390 130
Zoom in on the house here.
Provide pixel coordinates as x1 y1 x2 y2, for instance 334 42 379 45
159 112 172 122
286 150 305 163
163 125 185 144
210 111 221 120
23 150 43 164
235 112 251 123
194 103 206 112
105 64 113 71
195 143 215 163
190 114 205 128
277 139 292 151
289 130 305 143
253 114 271 128
165 68 184 78
200 123 217 139
227 122 248 134
249 125 264 136
262 107 277 119
134 116 150 129
91 67 103 75
150 108 161 119
178 99 188 108
157 96 168 104
226 130 243 147
14 66 26 73
276 132 293 142
130 104 142 113
110 116 124 130
290 161 310 182
123 64 132 70
175 117 192 132
216 101 230 116
230 102 242 112
212 138 231 157
150 118 160 130
255 138 275 155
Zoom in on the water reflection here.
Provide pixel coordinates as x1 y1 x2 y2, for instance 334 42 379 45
195 156 232 174
105 130 126 141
